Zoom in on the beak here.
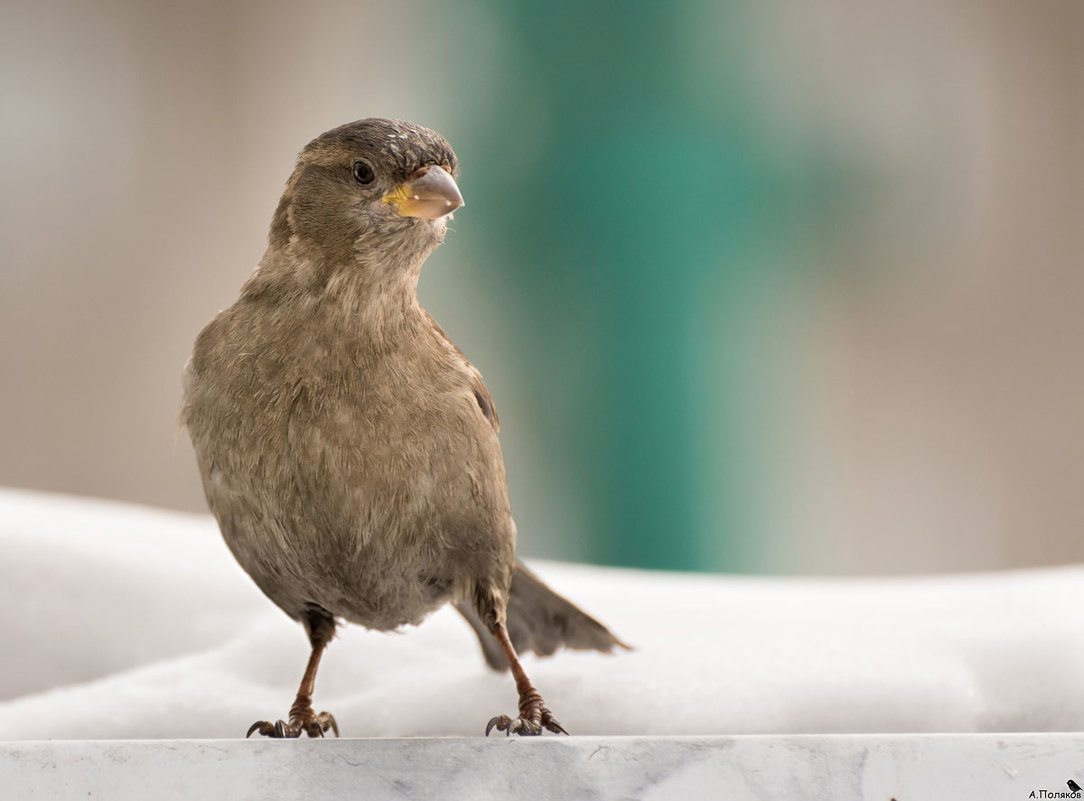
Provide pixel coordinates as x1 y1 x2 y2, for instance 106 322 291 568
383 165 464 219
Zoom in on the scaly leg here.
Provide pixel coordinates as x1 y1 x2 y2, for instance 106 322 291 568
247 604 339 738
485 621 568 736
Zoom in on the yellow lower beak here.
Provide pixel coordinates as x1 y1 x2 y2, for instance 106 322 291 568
383 165 464 219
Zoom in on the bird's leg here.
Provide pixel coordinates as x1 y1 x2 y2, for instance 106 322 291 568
247 605 339 739
485 621 568 737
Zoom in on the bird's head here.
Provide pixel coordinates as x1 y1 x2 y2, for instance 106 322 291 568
268 118 463 274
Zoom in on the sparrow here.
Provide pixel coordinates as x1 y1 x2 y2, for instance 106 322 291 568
181 118 625 738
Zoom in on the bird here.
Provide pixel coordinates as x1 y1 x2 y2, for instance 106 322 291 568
181 118 626 738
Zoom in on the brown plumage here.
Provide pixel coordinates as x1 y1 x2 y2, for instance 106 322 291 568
181 118 625 738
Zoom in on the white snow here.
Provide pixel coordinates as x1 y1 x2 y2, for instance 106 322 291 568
2 487 1082 740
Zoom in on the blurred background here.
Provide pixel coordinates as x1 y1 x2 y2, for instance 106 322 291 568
1 0 1080 575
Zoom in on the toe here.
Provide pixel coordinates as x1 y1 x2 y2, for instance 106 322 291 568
246 720 272 738
510 717 542 737
541 709 569 736
318 712 339 737
486 715 512 736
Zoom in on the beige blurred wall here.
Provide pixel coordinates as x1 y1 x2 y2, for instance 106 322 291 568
1 0 1080 573
1 0 469 514
741 2 1084 573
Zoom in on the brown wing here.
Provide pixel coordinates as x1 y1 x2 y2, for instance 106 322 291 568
423 309 499 432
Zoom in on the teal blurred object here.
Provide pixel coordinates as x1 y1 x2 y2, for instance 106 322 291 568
456 2 821 571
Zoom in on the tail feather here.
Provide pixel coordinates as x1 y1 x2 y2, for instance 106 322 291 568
456 560 630 671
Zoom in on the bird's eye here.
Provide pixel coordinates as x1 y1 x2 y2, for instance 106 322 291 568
352 160 375 184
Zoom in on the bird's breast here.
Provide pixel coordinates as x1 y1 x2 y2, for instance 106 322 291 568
186 300 513 627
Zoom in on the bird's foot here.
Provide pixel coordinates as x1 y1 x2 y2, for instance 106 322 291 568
246 709 338 739
486 705 567 737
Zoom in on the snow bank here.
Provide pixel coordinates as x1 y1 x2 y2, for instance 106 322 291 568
2 488 1081 739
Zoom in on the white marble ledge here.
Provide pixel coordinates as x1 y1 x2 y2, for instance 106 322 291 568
2 734 1082 800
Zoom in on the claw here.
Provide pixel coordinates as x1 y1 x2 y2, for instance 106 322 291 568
541 709 569 736
486 713 556 737
318 711 339 737
246 721 269 738
246 709 337 739
486 715 511 736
